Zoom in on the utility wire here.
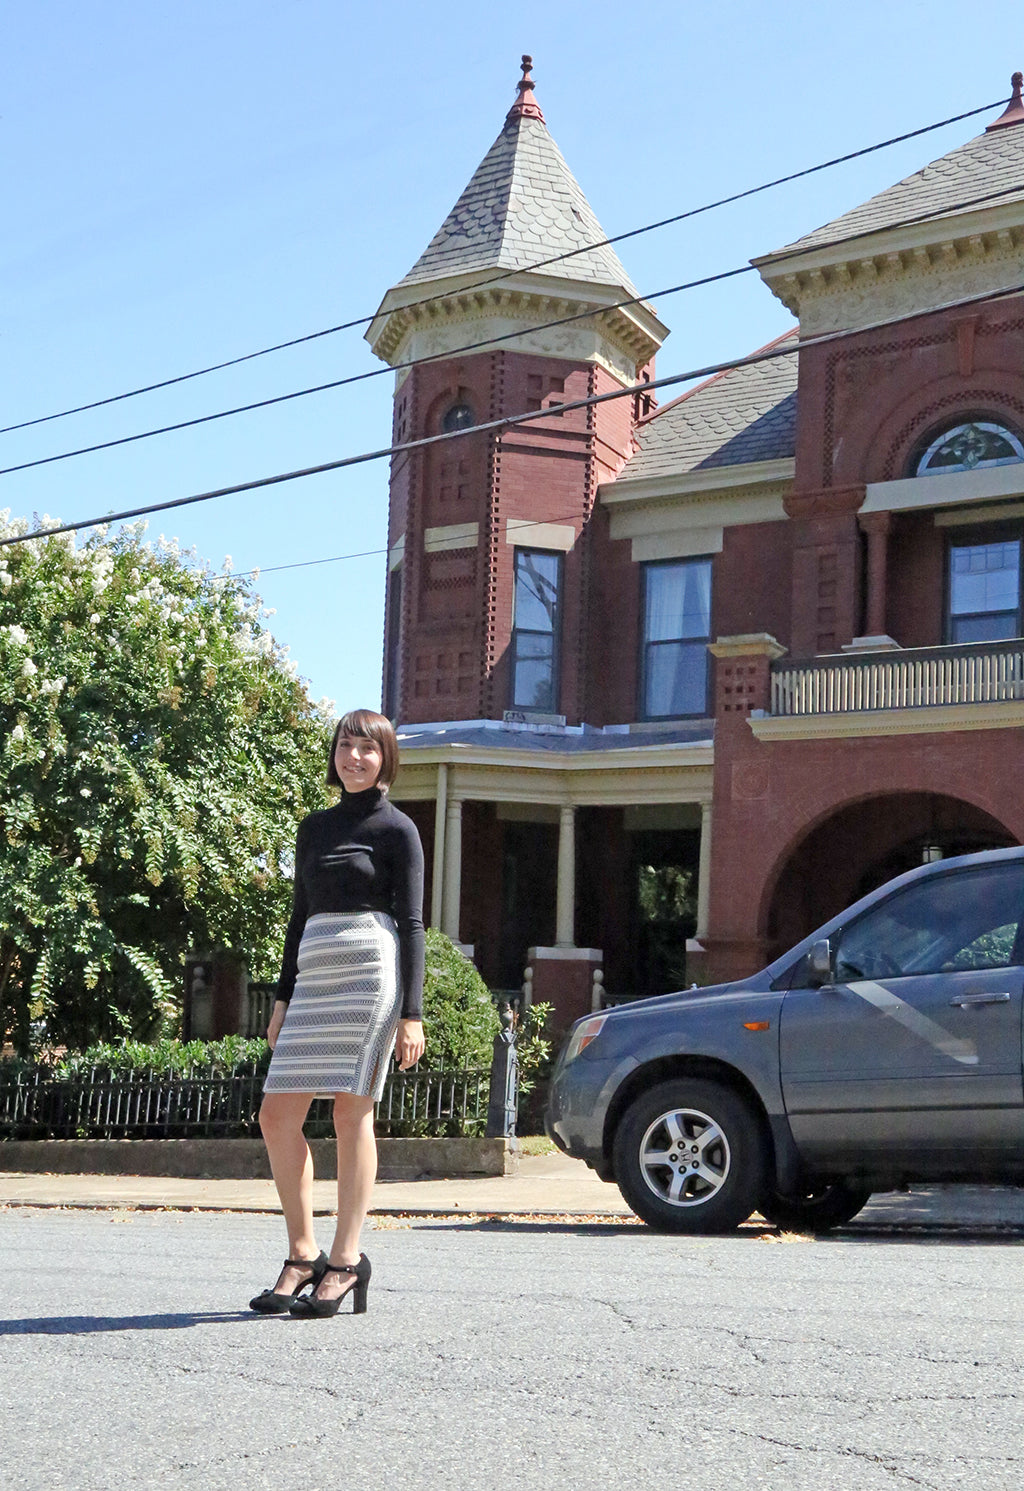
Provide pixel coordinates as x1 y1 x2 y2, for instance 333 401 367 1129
0 95 1004 439
3 177 1022 482
5 278 1023 554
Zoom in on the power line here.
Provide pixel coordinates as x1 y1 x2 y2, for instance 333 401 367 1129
4 278 1022 554
3 176 1022 483
0 95 1004 440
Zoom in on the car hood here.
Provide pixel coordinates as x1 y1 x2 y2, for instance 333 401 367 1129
601 976 766 1023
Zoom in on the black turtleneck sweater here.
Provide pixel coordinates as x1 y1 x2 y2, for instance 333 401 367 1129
276 788 425 1018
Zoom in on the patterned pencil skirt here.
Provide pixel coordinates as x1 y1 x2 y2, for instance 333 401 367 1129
263 911 402 1101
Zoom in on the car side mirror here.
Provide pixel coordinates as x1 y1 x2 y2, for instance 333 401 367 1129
807 938 833 988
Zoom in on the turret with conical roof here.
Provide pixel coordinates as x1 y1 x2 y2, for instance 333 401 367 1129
374 59 666 729
367 56 666 383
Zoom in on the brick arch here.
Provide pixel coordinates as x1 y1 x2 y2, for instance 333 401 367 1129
814 306 1024 487
757 789 1020 956
881 388 1024 481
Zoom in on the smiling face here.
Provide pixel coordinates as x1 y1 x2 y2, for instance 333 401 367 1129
333 732 384 794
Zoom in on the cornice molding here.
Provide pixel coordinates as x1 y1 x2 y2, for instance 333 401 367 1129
391 750 715 807
755 206 1024 334
366 271 667 372
601 456 796 507
750 700 1024 741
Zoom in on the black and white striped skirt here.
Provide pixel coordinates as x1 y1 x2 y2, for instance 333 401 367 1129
263 911 402 1100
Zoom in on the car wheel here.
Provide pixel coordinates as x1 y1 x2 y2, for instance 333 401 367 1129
612 1078 767 1233
758 1180 872 1232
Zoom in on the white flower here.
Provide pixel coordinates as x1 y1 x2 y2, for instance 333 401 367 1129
80 788 92 798
0 572 11 589
7 624 28 645
21 658 38 677
11 724 25 741
89 613 101 625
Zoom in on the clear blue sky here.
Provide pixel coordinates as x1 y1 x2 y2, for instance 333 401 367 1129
5 2 1022 712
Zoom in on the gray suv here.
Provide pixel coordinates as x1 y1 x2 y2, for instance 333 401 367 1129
546 847 1024 1232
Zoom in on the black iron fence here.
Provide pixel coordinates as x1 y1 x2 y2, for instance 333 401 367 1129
0 1061 494 1141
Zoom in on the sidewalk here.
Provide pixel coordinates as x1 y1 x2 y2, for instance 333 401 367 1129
2 1153 1024 1226
0 1151 630 1217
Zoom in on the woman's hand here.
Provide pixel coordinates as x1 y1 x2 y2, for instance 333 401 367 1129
395 1019 425 1070
267 1000 289 1051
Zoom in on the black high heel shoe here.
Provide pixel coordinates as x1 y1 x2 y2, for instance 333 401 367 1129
249 1250 328 1314
289 1253 371 1317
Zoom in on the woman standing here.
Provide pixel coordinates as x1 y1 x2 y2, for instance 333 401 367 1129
250 709 425 1318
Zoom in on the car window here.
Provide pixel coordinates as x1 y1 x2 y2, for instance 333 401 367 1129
832 862 1024 982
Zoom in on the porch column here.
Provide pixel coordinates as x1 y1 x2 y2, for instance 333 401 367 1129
555 802 576 947
430 764 448 929
859 511 892 639
442 795 463 942
696 800 713 940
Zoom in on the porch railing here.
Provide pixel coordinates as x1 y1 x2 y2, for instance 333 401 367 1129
770 638 1024 717
0 1062 492 1141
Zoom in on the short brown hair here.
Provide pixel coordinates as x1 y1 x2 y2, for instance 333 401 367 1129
326 709 400 790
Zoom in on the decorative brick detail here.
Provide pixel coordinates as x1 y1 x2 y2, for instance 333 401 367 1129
821 330 953 487
881 387 1024 479
709 636 785 720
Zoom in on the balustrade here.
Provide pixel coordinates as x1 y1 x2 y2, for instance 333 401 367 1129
771 640 1024 717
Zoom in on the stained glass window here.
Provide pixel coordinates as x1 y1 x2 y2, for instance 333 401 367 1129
916 421 1024 476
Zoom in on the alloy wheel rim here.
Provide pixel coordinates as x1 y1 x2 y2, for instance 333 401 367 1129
638 1106 731 1208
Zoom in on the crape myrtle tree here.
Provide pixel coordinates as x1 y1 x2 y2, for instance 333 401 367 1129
0 512 332 1054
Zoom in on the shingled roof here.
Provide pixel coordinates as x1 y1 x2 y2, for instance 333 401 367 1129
398 73 640 297
769 103 1024 260
619 333 799 483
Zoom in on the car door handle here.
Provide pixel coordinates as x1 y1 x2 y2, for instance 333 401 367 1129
948 991 1012 1007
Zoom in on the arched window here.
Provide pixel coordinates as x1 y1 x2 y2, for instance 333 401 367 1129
441 402 474 434
914 420 1024 477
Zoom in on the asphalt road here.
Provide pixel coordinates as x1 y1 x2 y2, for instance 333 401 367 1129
2 1207 1022 1491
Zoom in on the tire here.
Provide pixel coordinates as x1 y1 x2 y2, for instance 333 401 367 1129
612 1078 768 1234
758 1180 873 1232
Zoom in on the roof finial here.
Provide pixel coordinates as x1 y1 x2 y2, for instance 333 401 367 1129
986 70 1024 131
506 54 545 124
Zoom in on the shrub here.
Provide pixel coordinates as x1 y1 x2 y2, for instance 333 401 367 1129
422 928 499 1068
49 1034 268 1078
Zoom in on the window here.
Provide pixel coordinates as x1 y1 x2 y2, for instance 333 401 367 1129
511 549 562 711
442 403 474 433
915 420 1024 476
947 535 1021 643
640 558 712 718
830 862 1024 982
383 564 402 719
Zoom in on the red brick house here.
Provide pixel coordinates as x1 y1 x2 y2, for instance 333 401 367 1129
368 60 1024 1023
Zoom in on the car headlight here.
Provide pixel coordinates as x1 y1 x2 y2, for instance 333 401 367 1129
563 1013 608 1064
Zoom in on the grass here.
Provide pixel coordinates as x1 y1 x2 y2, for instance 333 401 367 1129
517 1135 556 1156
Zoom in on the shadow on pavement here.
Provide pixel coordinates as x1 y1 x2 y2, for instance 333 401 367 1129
410 1215 1024 1243
0 1310 256 1336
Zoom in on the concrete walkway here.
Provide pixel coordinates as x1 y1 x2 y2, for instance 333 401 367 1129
3 1152 1024 1227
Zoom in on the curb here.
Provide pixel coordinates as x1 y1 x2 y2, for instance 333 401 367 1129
0 1136 520 1181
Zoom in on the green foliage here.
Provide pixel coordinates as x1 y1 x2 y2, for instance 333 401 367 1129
0 513 333 1054
515 1000 554 1097
637 863 696 993
422 927 499 1068
48 1034 269 1077
513 999 559 1135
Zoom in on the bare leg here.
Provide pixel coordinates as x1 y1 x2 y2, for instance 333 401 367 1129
313 1092 377 1301
259 1091 319 1291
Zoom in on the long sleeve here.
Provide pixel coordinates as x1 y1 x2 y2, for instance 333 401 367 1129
275 821 310 1004
391 816 426 1019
